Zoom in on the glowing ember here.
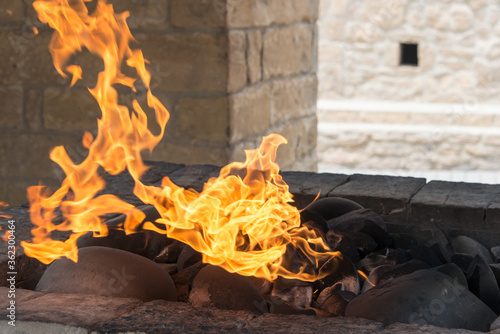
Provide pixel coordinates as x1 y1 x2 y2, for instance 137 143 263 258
20 0 341 282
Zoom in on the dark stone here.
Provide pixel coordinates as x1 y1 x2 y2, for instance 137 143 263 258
430 243 453 264
385 248 411 265
305 197 363 221
314 255 360 295
176 245 202 272
466 255 500 314
167 164 221 193
357 252 390 273
35 246 176 302
318 288 354 316
363 260 430 292
77 205 170 260
327 209 393 249
430 263 468 288
189 265 267 313
345 269 496 332
409 181 500 231
300 209 329 234
281 171 349 210
248 276 273 295
492 315 500 331
451 235 494 264
377 260 431 285
154 239 185 263
272 277 313 309
325 230 359 263
391 233 419 250
326 229 377 257
171 261 207 302
329 174 426 222
490 263 500 287
492 246 500 263
409 245 443 267
451 253 474 276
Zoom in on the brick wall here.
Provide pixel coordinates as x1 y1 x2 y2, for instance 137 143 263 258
0 0 319 205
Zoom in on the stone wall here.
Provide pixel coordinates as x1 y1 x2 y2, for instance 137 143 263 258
0 0 319 205
316 0 500 174
318 0 500 103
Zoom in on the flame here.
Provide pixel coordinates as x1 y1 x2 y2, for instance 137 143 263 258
21 0 341 282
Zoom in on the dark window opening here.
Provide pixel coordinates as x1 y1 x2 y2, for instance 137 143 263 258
400 43 418 66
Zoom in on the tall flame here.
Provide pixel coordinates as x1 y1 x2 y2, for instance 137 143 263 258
21 0 340 282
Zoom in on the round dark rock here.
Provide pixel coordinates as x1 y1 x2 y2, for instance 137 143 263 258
325 230 359 263
357 252 390 274
491 246 500 263
327 229 377 258
35 246 176 302
385 248 411 265
409 245 443 267
451 235 494 264
177 245 203 272
314 255 360 294
318 288 355 317
306 197 363 221
154 240 185 263
430 263 468 288
392 233 419 250
466 255 500 314
363 260 430 293
189 265 267 313
77 205 169 260
451 253 474 276
300 209 329 234
271 277 313 309
327 209 392 249
345 269 496 332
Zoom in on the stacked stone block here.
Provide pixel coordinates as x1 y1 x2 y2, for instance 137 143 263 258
318 0 500 103
0 0 320 205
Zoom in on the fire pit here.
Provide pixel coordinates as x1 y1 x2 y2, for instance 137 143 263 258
1 1 500 333
2 163 500 333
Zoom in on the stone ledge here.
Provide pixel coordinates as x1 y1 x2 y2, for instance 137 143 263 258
0 288 479 334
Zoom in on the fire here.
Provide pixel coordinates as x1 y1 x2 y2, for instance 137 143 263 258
20 0 341 282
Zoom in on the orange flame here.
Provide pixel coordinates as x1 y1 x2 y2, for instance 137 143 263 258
21 0 340 282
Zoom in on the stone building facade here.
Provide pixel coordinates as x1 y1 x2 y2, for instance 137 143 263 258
317 0 500 176
0 0 319 205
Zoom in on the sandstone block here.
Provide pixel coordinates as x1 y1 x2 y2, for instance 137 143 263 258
426 4 450 30
263 25 313 80
0 0 24 25
229 84 270 143
246 30 262 84
173 96 229 144
344 22 383 44
170 0 224 28
43 87 100 131
25 89 43 130
227 0 318 28
271 75 317 125
136 32 228 93
354 0 405 29
108 0 168 30
0 133 82 180
0 86 23 130
145 141 229 167
228 30 247 93
450 3 474 31
318 18 344 41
